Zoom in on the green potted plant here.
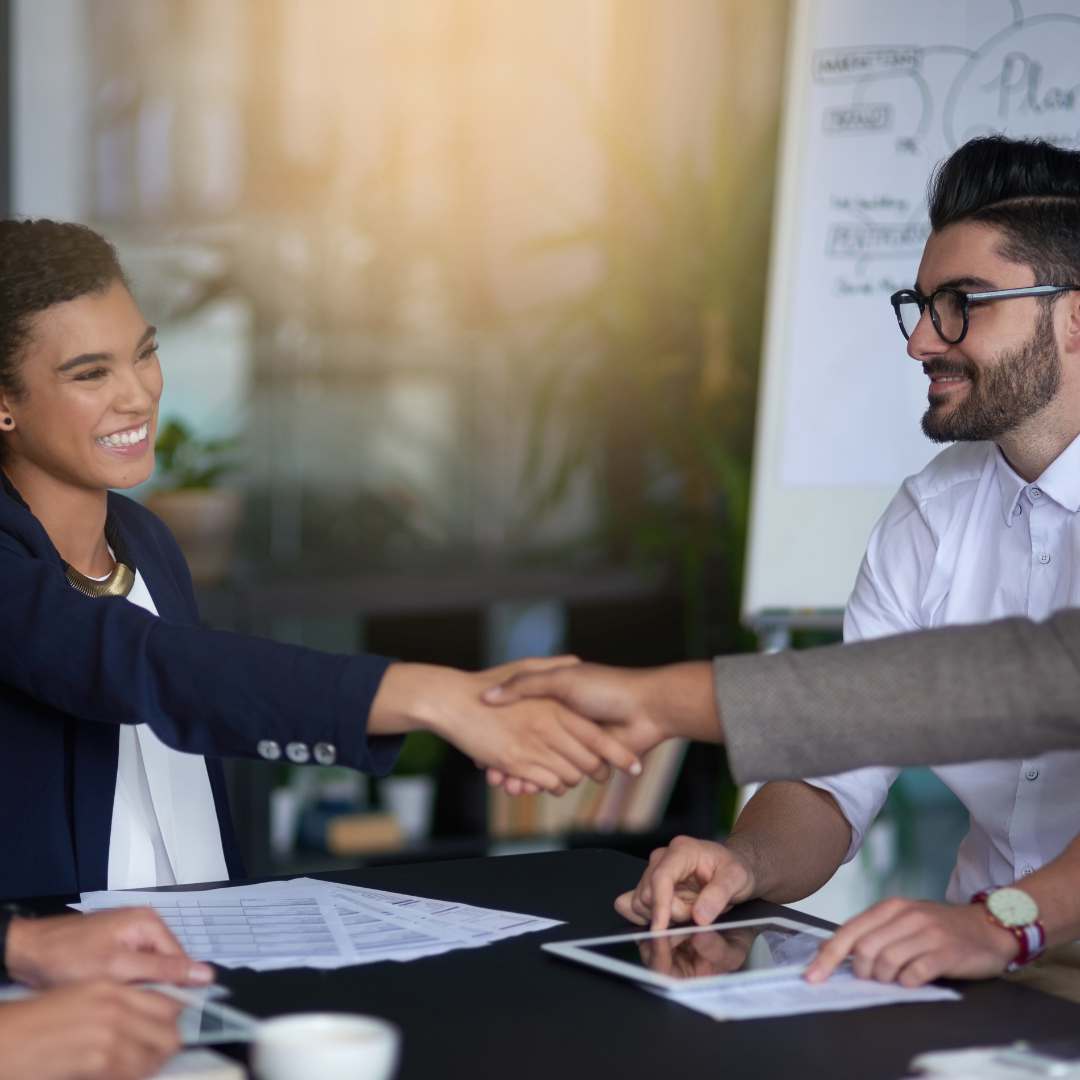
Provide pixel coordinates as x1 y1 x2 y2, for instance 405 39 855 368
145 419 243 586
378 733 446 843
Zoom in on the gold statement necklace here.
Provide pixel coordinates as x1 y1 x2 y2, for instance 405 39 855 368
64 557 135 598
62 513 137 598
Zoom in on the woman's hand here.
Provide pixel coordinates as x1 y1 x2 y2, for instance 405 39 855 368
6 909 212 990
368 659 641 795
0 982 182 1080
614 835 759 931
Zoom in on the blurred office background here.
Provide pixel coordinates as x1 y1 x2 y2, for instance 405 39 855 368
6 0 967 919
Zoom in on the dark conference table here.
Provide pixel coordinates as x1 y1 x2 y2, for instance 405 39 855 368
23 849 1080 1078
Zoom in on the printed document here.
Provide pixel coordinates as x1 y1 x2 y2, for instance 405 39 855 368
74 877 562 971
653 968 960 1021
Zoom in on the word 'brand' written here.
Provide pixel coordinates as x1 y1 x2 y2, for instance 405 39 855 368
823 104 893 135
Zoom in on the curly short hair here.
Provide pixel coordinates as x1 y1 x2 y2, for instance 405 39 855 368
0 218 128 402
927 136 1080 288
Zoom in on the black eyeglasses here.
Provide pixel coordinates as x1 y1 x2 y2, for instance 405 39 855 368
890 285 1080 344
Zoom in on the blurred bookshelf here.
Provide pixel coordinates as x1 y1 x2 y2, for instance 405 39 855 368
488 741 687 841
204 567 726 877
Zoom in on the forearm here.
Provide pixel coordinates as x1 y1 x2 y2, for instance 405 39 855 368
715 612 1080 783
637 662 723 743
725 782 852 904
1013 833 1080 950
366 663 452 736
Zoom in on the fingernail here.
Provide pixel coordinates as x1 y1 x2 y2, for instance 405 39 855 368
482 687 502 702
629 760 642 776
188 963 214 984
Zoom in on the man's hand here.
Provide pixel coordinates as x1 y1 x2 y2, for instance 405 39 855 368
482 662 718 794
805 897 1021 987
484 663 670 753
0 981 182 1080
369 659 641 796
5 909 213 990
614 836 758 931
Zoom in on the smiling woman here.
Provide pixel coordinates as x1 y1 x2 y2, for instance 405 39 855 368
0 219 640 901
1 276 162 579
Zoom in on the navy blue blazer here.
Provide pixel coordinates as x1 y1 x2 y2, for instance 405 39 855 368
0 485 399 900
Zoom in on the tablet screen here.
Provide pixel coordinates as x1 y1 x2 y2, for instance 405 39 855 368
579 922 824 981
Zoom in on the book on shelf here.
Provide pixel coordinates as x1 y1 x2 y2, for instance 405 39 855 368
488 740 688 838
325 812 403 856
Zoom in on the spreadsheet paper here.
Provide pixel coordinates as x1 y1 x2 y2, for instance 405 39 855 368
75 877 563 971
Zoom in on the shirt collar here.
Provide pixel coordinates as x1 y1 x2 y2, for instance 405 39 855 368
996 430 1080 524
995 448 1026 526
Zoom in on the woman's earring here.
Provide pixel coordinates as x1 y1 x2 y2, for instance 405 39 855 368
2 418 10 426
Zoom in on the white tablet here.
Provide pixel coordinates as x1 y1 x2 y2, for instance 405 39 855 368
541 917 833 991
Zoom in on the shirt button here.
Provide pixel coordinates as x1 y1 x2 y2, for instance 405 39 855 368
1030 487 1042 498
1039 553 1051 564
286 741 310 764
1013 504 1023 516
314 742 337 766
1021 866 1034 876
257 739 281 761
1026 767 1039 781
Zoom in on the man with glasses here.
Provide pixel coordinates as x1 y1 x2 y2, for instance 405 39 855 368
492 135 1080 995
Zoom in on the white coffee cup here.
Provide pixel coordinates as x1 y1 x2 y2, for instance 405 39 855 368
251 1013 400 1080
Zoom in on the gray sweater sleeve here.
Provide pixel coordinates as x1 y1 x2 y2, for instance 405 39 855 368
715 610 1080 784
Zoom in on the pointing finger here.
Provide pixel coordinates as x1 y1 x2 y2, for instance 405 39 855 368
805 901 908 983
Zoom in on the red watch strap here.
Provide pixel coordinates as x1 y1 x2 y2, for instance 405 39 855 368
970 890 1045 971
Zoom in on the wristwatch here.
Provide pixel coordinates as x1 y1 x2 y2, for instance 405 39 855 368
971 886 1045 972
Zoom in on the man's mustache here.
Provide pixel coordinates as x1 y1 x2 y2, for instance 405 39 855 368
922 358 978 380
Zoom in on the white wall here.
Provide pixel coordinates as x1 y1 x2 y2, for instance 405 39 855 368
11 0 91 219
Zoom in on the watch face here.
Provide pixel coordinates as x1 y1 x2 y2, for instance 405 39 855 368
986 888 1040 927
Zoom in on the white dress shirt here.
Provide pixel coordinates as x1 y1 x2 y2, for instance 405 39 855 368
106 568 229 890
805 432 1080 903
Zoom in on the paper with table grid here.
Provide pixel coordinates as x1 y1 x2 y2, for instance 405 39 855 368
74 877 562 971
652 968 960 1021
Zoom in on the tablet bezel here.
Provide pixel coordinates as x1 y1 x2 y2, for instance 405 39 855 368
541 916 833 991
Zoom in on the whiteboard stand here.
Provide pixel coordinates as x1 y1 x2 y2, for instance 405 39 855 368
750 608 845 654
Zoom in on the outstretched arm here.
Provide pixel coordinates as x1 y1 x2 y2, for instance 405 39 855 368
483 611 1080 785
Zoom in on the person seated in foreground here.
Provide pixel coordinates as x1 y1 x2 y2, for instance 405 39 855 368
490 135 1080 993
0 905 211 1080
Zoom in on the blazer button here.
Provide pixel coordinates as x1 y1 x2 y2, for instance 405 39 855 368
257 740 281 761
314 742 337 766
286 741 310 764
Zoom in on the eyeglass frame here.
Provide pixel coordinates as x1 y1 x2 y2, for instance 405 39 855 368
889 284 1080 345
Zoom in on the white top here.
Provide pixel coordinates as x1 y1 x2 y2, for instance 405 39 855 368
106 568 229 890
805 433 1080 903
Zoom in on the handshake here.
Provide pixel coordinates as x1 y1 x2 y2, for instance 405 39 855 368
370 657 721 798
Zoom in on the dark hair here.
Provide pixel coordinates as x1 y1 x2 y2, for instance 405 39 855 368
927 136 1080 286
0 218 128 402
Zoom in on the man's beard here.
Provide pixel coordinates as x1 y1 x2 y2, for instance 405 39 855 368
921 307 1061 443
